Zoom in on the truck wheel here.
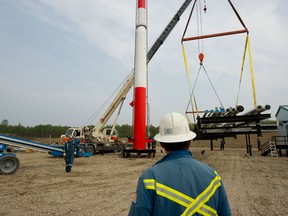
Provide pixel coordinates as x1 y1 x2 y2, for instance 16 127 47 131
86 144 95 155
0 155 20 175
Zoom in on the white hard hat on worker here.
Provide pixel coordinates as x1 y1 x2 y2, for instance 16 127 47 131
154 112 196 143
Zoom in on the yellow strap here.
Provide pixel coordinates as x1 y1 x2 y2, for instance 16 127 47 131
236 35 248 106
193 95 199 116
236 35 257 108
247 35 257 108
181 43 198 122
186 113 192 125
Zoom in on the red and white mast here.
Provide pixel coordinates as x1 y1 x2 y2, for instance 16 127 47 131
133 0 147 150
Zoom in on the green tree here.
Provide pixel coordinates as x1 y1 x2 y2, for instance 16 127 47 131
1 119 9 126
116 124 133 138
147 124 158 137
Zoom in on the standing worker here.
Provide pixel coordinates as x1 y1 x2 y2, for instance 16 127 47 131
147 136 151 149
257 137 261 151
152 138 156 149
64 136 76 173
128 112 231 216
220 138 225 151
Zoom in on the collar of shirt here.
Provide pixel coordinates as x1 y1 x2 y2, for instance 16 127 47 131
154 150 193 166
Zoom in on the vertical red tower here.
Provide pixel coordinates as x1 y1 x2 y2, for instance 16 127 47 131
133 0 147 150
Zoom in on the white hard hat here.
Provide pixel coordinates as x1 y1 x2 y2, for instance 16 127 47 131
154 112 196 143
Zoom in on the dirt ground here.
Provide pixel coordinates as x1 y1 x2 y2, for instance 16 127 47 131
1 133 288 216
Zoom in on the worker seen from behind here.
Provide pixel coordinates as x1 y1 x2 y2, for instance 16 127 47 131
220 138 226 151
257 137 261 151
64 136 76 173
128 112 231 215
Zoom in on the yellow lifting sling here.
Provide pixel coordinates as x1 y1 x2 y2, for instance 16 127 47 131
236 35 257 108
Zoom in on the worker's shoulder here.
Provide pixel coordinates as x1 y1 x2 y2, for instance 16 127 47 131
191 156 216 167
140 158 216 181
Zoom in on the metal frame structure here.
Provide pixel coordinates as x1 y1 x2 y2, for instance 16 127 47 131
193 106 271 155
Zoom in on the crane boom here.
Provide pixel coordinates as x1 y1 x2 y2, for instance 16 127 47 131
93 0 193 137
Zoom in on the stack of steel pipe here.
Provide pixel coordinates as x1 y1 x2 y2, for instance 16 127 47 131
218 105 245 128
201 107 225 128
243 104 271 116
233 104 271 128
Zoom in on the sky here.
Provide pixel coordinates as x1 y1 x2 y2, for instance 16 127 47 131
0 0 287 127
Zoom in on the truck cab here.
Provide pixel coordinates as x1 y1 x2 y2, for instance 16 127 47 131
60 127 119 144
102 128 119 142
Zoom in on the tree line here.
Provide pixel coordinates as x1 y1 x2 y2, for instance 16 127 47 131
0 123 69 138
0 119 159 139
0 119 276 139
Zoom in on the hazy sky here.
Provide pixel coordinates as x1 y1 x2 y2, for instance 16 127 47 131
0 0 287 127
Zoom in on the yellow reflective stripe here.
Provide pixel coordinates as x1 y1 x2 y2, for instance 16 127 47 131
181 175 221 216
144 179 191 207
143 179 156 190
157 182 192 207
198 209 214 216
183 177 221 216
143 178 218 216
214 170 221 181
198 204 218 216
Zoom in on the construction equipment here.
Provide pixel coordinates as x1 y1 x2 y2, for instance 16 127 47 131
0 134 91 175
182 0 255 120
178 0 274 155
62 0 194 155
0 143 19 175
60 126 122 155
0 0 198 172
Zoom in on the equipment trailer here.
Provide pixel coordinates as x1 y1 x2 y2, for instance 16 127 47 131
0 143 19 175
0 134 90 175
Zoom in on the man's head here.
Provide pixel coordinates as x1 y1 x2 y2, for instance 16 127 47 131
154 112 196 151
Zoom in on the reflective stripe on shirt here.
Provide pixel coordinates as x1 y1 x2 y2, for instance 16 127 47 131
143 174 221 216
